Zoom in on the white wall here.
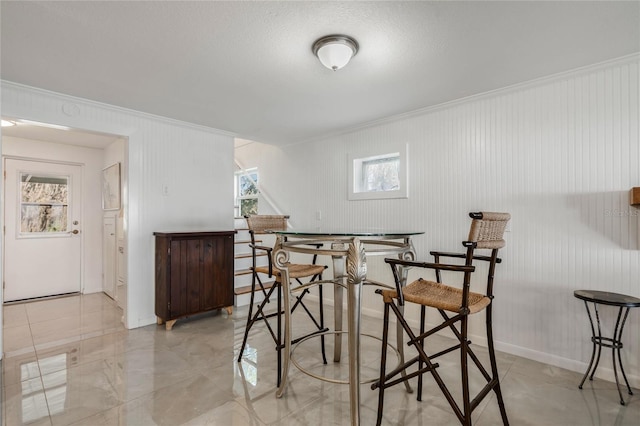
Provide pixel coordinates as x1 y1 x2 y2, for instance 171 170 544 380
103 138 127 313
2 136 105 293
1 81 235 329
235 55 640 386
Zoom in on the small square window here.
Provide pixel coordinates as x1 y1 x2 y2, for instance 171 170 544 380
348 144 408 200
359 154 400 192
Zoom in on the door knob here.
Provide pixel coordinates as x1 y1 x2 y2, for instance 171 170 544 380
72 229 80 234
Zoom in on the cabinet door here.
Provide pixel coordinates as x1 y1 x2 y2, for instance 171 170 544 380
201 235 234 310
169 238 203 318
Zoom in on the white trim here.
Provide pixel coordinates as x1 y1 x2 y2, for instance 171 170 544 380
294 52 640 147
1 80 236 138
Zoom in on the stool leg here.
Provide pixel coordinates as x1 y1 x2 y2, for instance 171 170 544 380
460 315 472 426
417 305 426 401
486 303 509 425
397 262 414 394
376 301 391 426
238 274 258 362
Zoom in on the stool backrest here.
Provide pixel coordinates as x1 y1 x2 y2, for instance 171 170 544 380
245 215 290 237
467 212 510 249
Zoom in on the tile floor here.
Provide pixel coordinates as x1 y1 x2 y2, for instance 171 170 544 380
1 293 638 425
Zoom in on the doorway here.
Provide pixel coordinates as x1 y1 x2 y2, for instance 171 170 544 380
1 120 127 309
3 158 83 301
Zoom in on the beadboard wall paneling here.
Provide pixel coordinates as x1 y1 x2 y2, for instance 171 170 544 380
235 57 640 386
1 81 235 329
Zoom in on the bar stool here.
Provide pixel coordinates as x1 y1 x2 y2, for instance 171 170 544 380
236 215 328 386
372 212 511 426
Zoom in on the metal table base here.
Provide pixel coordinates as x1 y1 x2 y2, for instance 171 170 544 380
574 289 640 405
272 230 423 426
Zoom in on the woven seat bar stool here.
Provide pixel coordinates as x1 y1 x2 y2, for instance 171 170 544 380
372 212 511 426
237 215 328 386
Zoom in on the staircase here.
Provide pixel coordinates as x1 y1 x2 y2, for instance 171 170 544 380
233 216 275 307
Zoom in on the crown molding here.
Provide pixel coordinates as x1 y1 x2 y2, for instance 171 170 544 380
1 80 236 138
294 52 640 147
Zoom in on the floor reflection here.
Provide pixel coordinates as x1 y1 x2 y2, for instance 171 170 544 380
2 293 639 425
21 353 68 422
237 346 258 387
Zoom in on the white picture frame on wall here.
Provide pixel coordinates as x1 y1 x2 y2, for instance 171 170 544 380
102 162 121 210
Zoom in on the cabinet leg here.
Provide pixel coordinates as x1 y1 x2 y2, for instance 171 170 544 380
165 319 177 330
157 317 164 325
225 306 233 315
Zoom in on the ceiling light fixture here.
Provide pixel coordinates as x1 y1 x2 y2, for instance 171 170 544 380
312 35 359 71
1 119 17 127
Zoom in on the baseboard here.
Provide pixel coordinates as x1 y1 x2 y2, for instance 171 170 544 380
133 315 157 329
493 339 640 389
326 296 640 389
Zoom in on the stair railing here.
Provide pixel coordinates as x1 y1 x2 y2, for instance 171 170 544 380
234 158 291 225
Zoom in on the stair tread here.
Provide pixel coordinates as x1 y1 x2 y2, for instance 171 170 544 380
235 216 270 300
235 252 267 260
234 281 277 295
235 239 263 244
234 240 263 245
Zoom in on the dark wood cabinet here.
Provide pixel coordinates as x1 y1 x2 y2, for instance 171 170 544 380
154 230 235 330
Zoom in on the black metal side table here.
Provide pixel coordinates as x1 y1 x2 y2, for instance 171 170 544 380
574 289 640 405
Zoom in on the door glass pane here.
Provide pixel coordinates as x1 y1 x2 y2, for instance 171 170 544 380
20 174 69 233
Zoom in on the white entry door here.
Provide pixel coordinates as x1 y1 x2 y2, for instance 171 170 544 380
4 158 82 302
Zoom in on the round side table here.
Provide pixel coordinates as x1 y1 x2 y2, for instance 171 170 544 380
574 289 640 405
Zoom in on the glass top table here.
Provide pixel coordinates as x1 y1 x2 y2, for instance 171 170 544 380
270 229 424 426
274 229 425 237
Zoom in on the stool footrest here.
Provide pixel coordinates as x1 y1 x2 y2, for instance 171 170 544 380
372 363 440 391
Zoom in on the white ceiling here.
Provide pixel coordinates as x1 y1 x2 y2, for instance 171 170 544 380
1 1 638 146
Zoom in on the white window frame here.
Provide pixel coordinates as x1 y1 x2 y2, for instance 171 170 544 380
234 168 259 216
348 144 408 201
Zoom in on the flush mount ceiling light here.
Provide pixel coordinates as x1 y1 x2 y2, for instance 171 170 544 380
312 35 359 71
